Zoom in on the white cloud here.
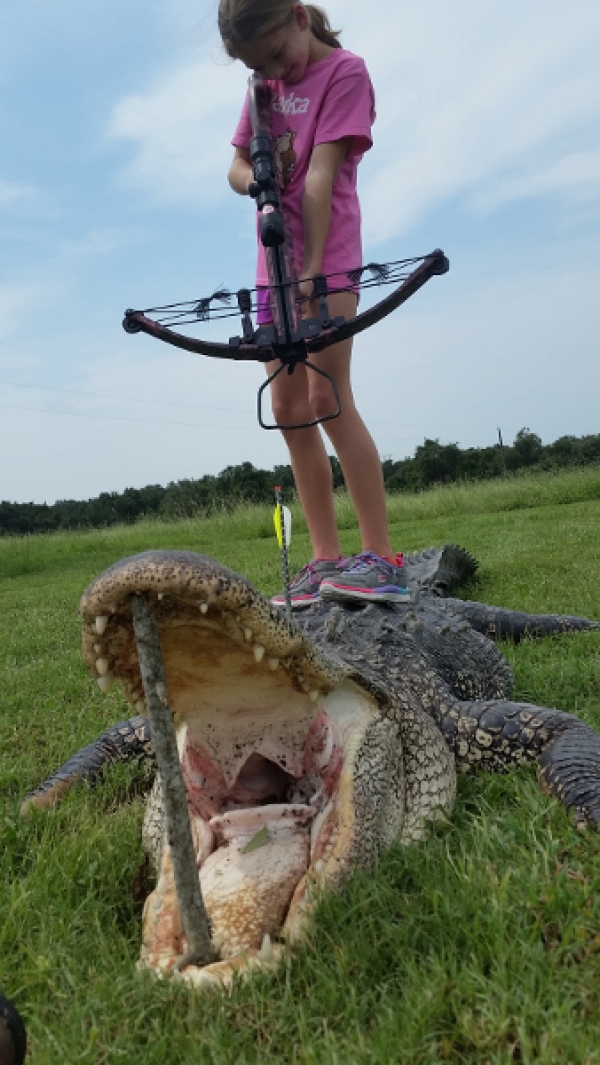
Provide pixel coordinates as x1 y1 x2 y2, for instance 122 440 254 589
0 180 36 209
470 150 600 213
0 284 42 342
342 1 600 240
107 57 248 206
58 229 124 259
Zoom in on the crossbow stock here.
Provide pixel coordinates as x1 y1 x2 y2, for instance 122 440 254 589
123 75 449 429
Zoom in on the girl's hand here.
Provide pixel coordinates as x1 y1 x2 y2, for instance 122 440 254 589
298 276 315 300
228 146 254 195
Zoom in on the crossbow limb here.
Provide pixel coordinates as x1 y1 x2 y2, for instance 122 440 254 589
123 75 449 429
122 250 449 362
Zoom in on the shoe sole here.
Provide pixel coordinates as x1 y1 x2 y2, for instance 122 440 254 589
320 582 411 604
270 595 319 610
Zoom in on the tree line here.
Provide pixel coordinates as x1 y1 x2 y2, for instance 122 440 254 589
1 429 599 536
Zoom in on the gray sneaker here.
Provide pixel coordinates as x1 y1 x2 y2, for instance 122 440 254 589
271 557 346 610
320 552 411 604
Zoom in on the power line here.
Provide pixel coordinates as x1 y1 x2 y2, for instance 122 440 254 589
0 400 522 440
0 378 249 415
0 403 255 431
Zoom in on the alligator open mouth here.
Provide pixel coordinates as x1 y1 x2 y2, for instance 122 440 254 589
79 551 419 985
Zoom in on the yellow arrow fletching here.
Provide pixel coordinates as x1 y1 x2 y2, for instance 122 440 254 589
273 505 291 548
274 505 283 547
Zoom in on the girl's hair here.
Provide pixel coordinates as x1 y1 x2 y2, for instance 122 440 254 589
218 1 341 58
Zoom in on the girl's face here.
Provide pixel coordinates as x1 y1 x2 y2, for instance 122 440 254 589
235 4 314 83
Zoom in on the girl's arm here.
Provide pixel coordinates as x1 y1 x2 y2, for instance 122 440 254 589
228 146 253 195
300 138 352 293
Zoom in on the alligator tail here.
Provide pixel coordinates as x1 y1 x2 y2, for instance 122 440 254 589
439 598 599 642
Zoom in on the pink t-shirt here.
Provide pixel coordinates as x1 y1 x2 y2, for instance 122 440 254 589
232 48 375 294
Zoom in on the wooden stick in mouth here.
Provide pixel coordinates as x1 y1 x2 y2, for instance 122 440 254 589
131 593 216 969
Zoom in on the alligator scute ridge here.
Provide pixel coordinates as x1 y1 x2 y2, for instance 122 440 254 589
21 544 600 988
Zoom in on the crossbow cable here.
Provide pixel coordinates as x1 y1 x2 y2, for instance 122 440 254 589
123 76 450 429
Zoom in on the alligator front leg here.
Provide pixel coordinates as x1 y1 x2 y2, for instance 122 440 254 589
20 716 153 814
437 699 600 828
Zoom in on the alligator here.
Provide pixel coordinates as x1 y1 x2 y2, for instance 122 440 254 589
22 546 600 989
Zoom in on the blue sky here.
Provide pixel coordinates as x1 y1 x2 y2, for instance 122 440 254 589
1 0 599 504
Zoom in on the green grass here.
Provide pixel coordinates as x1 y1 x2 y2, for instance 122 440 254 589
1 466 599 1064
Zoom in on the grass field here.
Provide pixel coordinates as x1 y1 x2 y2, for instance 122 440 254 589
1 466 599 1064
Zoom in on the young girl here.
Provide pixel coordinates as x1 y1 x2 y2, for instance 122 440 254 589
219 0 410 607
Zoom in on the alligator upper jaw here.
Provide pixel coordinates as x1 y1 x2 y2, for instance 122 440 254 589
80 550 343 712
80 551 381 980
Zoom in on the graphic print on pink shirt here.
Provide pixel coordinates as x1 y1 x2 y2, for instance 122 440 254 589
232 48 376 301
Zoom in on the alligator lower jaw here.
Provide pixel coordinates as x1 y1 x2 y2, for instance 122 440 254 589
139 680 378 985
79 552 379 984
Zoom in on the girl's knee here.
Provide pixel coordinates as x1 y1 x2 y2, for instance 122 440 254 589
308 379 345 423
270 393 312 427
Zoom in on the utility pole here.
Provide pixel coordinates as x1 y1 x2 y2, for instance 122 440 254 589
497 428 507 475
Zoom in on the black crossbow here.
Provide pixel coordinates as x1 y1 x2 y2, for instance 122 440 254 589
123 74 449 430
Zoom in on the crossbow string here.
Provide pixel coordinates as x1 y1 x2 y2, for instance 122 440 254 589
127 258 429 329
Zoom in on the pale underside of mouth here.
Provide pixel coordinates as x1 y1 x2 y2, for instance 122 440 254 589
179 701 342 959
142 679 375 970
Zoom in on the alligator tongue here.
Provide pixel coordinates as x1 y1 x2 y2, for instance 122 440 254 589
200 805 317 957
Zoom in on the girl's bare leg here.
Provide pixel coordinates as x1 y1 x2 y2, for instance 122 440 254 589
267 291 394 560
267 362 341 559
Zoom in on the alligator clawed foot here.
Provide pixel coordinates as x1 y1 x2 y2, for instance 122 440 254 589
570 805 600 833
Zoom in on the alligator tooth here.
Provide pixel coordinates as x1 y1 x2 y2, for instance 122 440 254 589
94 643 102 654
157 592 164 600
309 689 320 702
155 681 168 701
258 933 274 962
199 603 209 615
95 657 110 676
97 674 114 693
95 615 109 635
244 627 253 642
253 644 265 663
268 656 280 671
